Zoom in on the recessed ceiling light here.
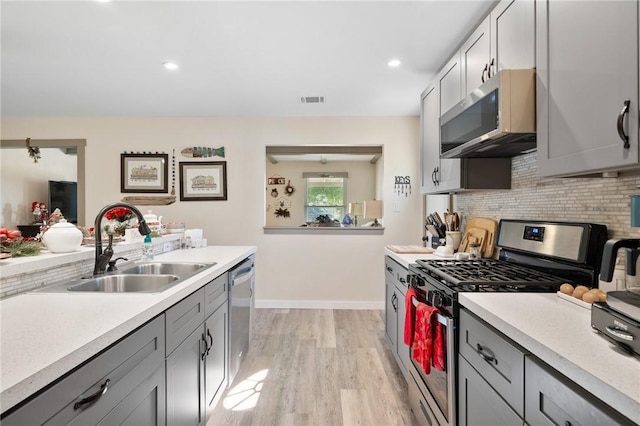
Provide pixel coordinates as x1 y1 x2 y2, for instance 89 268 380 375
162 62 179 70
387 59 401 68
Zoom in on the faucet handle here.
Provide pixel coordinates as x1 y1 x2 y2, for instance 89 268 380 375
107 257 128 272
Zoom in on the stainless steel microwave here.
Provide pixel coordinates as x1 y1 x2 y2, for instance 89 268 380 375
440 69 536 158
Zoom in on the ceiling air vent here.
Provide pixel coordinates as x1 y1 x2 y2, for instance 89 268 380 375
300 96 325 104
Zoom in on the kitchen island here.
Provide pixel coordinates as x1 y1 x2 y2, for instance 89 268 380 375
0 245 256 415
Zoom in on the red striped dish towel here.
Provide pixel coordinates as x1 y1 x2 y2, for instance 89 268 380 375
412 302 439 375
404 288 418 346
433 319 446 372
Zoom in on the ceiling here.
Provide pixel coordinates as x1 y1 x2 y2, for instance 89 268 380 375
1 1 495 118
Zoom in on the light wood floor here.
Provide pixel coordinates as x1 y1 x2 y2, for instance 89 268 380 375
207 309 417 426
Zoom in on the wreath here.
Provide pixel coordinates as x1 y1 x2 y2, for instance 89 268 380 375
285 180 295 196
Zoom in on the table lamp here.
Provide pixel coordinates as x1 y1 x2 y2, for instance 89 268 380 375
364 200 383 227
348 202 363 226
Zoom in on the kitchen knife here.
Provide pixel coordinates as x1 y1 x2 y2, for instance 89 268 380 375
426 224 440 237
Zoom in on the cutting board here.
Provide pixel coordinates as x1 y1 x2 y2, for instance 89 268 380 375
459 218 498 258
386 245 435 254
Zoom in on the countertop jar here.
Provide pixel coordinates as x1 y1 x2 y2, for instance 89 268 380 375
469 243 481 260
42 219 83 253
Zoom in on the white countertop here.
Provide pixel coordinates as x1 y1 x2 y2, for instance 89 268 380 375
385 249 640 422
0 245 256 413
460 293 640 423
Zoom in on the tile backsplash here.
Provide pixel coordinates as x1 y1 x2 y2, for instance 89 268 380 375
455 152 640 239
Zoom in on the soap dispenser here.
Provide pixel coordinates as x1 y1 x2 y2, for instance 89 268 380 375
142 234 154 262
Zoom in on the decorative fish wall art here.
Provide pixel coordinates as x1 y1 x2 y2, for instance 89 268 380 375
181 146 225 158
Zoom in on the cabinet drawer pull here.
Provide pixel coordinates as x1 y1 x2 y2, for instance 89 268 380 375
476 343 498 365
606 325 634 341
73 378 111 410
201 333 209 361
387 266 393 273
617 99 630 149
206 329 214 355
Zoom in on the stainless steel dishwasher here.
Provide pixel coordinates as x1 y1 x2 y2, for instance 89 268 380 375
228 255 255 386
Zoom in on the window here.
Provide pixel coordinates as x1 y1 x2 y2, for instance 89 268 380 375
304 174 347 222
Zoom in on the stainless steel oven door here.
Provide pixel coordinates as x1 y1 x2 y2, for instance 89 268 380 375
409 297 456 426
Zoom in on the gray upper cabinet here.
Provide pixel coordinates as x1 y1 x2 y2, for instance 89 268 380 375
420 83 441 194
461 0 534 97
420 1 525 195
491 0 535 72
421 54 467 194
536 0 640 177
461 16 491 96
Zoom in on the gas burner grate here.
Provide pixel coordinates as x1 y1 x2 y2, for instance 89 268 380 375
415 259 565 290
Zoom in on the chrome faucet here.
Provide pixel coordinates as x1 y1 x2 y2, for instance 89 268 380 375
93 202 151 276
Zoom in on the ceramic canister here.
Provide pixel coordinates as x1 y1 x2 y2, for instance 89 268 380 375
42 219 83 253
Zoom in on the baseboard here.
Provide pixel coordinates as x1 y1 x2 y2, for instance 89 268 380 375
255 299 384 310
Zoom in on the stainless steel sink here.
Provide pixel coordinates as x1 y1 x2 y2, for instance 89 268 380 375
30 262 215 294
67 274 180 293
118 262 211 276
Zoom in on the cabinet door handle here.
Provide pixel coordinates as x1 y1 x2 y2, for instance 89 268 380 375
73 378 111 410
476 343 498 365
431 168 437 185
434 167 440 185
206 329 214 355
201 333 209 361
488 58 495 79
481 63 488 83
391 293 398 311
617 99 631 149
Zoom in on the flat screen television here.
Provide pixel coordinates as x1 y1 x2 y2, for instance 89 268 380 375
48 180 78 224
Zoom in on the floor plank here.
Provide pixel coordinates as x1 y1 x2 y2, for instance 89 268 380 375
207 308 416 426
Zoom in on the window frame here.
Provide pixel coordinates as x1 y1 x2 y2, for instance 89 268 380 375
303 174 348 223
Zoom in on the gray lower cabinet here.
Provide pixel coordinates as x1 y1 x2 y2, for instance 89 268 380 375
458 356 523 426
460 306 635 426
166 325 206 426
165 273 228 426
524 357 634 426
384 256 410 379
2 315 166 425
459 308 525 418
204 303 228 419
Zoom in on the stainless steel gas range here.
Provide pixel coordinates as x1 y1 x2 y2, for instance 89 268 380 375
406 219 608 426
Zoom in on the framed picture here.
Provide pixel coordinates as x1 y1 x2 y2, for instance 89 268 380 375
120 153 168 193
179 161 227 201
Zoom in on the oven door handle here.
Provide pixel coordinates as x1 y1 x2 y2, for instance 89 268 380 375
411 296 452 326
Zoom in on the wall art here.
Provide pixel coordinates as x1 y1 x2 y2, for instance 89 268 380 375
179 161 227 201
121 153 168 193
181 146 225 158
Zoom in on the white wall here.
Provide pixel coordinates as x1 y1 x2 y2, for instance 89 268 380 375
1 116 423 308
0 147 77 228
